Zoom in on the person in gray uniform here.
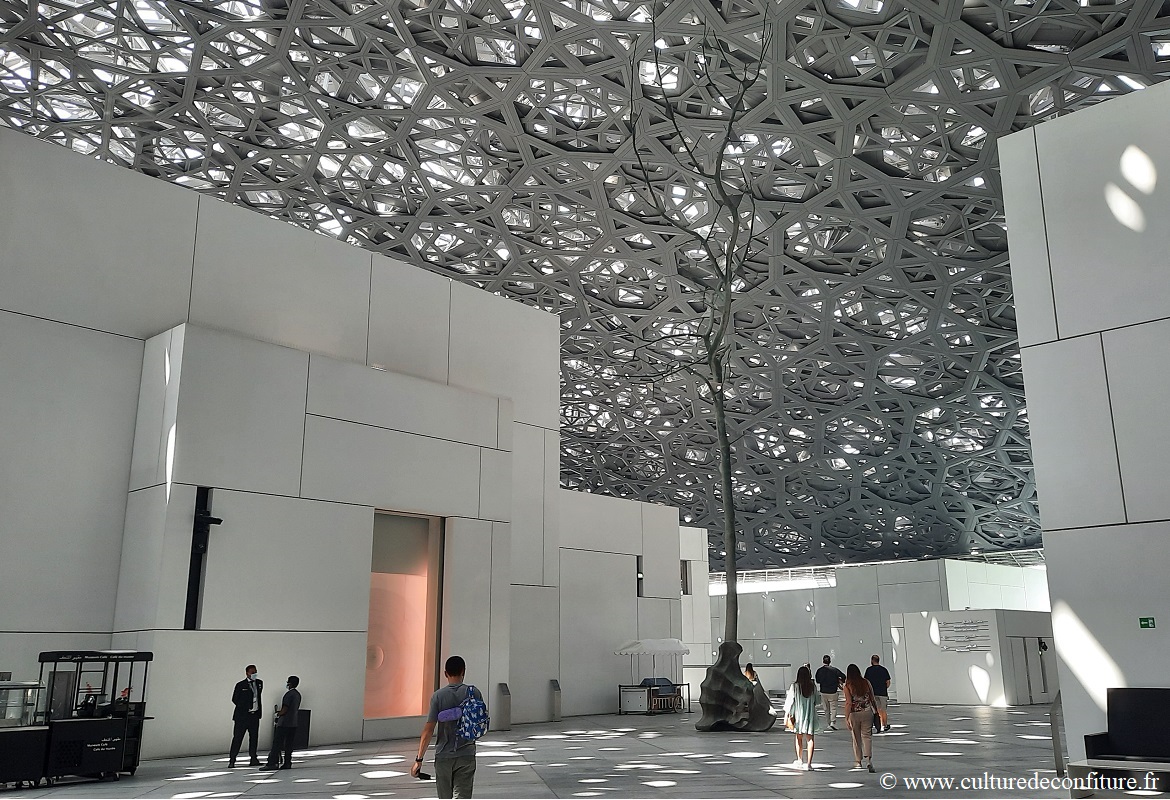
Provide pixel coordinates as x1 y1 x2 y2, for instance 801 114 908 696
261 675 301 770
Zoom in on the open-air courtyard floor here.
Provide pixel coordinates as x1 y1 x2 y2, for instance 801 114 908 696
5 703 1078 799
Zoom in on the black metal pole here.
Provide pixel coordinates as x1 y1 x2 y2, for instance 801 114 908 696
184 488 221 631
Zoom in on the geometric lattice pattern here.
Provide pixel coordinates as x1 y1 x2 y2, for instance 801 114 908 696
3 0 1168 569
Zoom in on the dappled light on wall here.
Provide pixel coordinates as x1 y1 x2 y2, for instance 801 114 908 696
164 344 176 505
1122 145 1157 194
968 665 991 703
1105 145 1157 232
1052 600 1124 712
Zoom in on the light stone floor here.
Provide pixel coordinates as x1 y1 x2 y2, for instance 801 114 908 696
6 703 1077 799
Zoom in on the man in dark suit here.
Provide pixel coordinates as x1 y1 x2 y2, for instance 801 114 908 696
229 664 263 768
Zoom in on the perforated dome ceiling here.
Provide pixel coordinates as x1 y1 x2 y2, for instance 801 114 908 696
3 0 1168 568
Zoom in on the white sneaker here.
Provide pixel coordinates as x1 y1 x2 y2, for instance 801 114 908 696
791 759 805 769
803 763 812 771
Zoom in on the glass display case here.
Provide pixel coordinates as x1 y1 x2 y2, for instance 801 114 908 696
0 682 49 787
0 681 45 727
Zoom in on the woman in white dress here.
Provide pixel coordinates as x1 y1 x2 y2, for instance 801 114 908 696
783 664 822 770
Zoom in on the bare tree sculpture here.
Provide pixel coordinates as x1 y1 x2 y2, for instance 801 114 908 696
619 9 775 649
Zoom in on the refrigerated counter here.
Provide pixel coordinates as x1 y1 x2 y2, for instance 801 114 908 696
0 681 48 787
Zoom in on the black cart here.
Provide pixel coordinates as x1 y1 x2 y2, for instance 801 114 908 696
36 650 153 784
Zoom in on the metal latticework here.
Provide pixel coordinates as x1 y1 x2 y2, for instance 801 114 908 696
3 0 1168 568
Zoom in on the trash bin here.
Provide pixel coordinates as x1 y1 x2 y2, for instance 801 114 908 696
292 709 310 750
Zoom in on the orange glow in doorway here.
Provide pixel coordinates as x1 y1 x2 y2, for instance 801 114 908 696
364 573 429 718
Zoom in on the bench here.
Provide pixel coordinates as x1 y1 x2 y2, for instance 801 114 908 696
1085 688 1170 762
1067 688 1170 797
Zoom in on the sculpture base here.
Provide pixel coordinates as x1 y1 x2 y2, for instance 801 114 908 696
695 641 777 732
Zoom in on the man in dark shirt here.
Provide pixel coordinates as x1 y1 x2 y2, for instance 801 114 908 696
228 664 263 767
813 655 847 730
412 655 483 798
261 675 301 770
864 655 892 732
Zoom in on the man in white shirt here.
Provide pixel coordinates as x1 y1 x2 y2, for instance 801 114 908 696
228 664 263 768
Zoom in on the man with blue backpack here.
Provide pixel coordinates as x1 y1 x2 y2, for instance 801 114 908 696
411 655 489 798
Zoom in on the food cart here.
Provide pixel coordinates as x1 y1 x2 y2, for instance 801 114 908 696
614 639 692 714
35 650 153 784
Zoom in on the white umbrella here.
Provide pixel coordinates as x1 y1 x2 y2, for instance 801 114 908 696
615 639 690 682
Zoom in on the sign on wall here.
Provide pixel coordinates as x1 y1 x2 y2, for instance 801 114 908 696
937 619 993 652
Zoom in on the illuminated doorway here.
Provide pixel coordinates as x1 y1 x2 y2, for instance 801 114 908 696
364 512 443 719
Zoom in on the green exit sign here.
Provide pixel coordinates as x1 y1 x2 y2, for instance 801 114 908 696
1140 617 1156 629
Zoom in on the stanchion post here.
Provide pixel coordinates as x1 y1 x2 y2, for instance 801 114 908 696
496 683 511 731
550 679 562 723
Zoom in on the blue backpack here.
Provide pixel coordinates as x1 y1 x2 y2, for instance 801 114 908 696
455 684 489 744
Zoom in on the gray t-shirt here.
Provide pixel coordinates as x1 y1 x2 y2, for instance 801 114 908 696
427 683 475 760
277 688 301 728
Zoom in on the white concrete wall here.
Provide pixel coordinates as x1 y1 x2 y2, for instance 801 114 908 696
509 585 561 724
836 561 945 698
112 628 368 752
997 610 1058 706
560 548 638 716
894 609 1055 707
710 586 840 693
507 502 686 725
898 610 1008 706
0 129 197 338
0 310 142 662
680 526 712 704
697 559 1050 701
554 491 682 717
115 324 514 757
0 120 688 750
0 127 562 421
0 128 563 757
1000 79 1170 759
943 560 1050 612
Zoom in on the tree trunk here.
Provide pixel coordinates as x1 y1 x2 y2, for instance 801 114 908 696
714 377 738 644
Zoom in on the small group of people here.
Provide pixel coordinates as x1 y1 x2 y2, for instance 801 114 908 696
226 656 485 799
781 654 893 772
227 665 301 770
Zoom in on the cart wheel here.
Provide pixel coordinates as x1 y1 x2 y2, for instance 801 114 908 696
128 767 137 776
